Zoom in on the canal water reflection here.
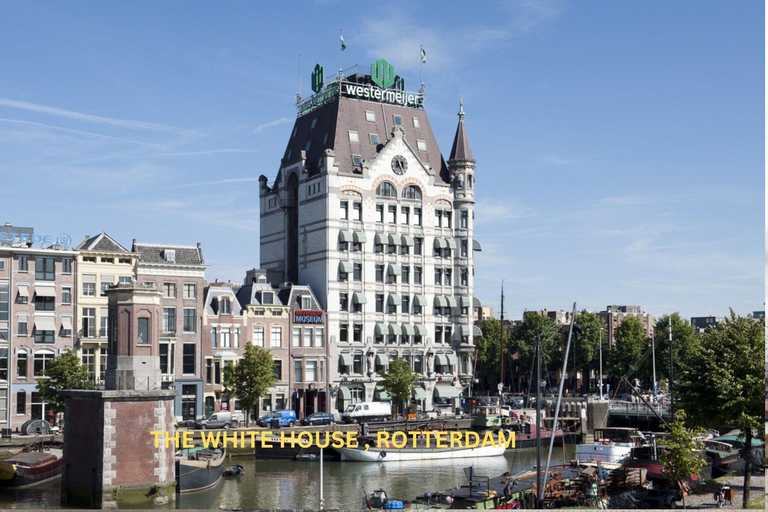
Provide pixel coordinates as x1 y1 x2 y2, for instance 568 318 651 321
0 446 575 509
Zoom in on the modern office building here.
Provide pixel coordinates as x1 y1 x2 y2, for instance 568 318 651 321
259 60 481 411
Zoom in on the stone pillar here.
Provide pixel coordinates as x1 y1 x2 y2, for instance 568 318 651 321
586 397 610 436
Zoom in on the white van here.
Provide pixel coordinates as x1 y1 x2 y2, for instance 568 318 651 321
196 411 234 429
342 402 392 423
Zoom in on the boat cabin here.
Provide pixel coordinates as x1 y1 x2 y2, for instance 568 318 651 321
593 427 644 446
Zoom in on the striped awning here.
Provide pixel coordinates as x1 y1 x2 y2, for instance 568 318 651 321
338 230 353 243
375 323 387 336
352 292 367 304
413 295 426 307
388 293 401 304
401 235 414 246
434 296 447 308
447 353 458 366
61 317 73 331
473 239 482 251
414 324 428 336
339 261 354 273
401 324 415 336
446 297 458 308
340 353 354 366
388 234 398 245
354 231 368 243
374 389 391 402
376 354 389 366
435 354 448 366
413 387 427 400
34 316 56 331
433 238 446 249
434 384 460 399
339 387 351 400
473 325 483 337
445 238 457 250
388 264 401 275
34 285 56 298
460 296 471 307
17 285 29 297
374 233 386 245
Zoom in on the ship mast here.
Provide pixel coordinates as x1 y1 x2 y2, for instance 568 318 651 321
499 282 504 399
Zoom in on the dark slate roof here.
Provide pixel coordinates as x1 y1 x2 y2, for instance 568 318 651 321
132 241 205 266
277 85 450 185
278 284 321 310
76 232 129 253
449 103 474 162
237 282 283 307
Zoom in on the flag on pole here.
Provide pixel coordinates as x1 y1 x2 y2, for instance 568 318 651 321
341 34 347 51
420 46 426 63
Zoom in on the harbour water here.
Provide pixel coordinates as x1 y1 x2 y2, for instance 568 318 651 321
0 446 575 509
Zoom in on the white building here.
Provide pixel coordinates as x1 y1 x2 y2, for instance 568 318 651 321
259 62 482 412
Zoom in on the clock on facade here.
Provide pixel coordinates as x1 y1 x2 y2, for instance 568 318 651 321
391 155 408 175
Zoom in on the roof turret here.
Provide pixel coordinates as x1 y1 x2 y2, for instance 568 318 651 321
449 100 474 162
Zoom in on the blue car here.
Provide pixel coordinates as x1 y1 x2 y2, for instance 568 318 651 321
301 412 334 426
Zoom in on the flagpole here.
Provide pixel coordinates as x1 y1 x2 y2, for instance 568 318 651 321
419 45 423 88
339 29 343 81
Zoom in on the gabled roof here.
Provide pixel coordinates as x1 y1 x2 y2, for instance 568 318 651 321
76 232 129 253
275 88 450 185
449 102 474 162
278 284 321 310
132 241 205 266
237 282 284 307
204 284 243 315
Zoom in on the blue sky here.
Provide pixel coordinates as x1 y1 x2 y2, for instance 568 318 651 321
0 1 763 321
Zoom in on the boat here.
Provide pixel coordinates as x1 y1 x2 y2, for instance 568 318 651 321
335 433 508 462
175 446 226 493
0 442 63 487
575 427 644 464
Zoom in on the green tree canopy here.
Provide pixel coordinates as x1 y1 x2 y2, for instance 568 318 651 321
658 410 705 509
36 349 94 414
223 344 277 426
570 311 605 393
607 316 647 380
677 310 764 506
508 312 560 391
377 357 418 416
652 313 697 383
474 318 502 393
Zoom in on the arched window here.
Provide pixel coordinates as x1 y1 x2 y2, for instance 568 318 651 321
402 185 422 200
376 182 396 197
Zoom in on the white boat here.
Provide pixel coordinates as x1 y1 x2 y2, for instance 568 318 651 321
335 443 506 462
575 427 643 464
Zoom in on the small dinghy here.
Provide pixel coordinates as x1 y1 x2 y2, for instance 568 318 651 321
223 465 244 477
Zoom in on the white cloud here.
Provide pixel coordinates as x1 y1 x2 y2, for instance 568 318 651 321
474 198 537 224
254 117 292 133
0 97 194 135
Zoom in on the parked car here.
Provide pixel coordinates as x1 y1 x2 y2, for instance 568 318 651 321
267 410 297 428
257 414 274 427
341 402 392 423
301 412 334 426
196 411 234 429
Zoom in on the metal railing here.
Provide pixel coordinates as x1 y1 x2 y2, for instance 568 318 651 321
608 401 671 417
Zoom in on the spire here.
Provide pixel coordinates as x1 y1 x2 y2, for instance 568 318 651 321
449 100 474 162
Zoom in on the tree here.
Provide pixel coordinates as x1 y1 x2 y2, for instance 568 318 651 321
677 310 764 507
377 357 418 417
474 318 502 393
652 313 697 385
659 410 705 509
570 311 604 394
508 313 559 394
607 316 646 382
223 344 277 427
36 349 94 415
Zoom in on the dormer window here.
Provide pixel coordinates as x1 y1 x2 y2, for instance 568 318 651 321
310 118 317 129
220 298 231 315
301 296 311 309
323 132 329 145
163 249 175 263
292 125 298 138
348 131 359 143
352 155 363 167
286 148 292 160
305 140 312 152
393 115 403 126
412 117 420 129
417 140 427 151
369 133 379 145
261 292 274 305
365 111 376 123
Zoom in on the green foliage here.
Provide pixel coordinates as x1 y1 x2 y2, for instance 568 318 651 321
677 310 764 507
474 318 502 392
509 312 560 375
570 311 605 392
36 349 94 414
649 313 697 383
677 310 763 430
378 357 418 414
223 344 277 426
607 316 646 378
659 410 705 508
